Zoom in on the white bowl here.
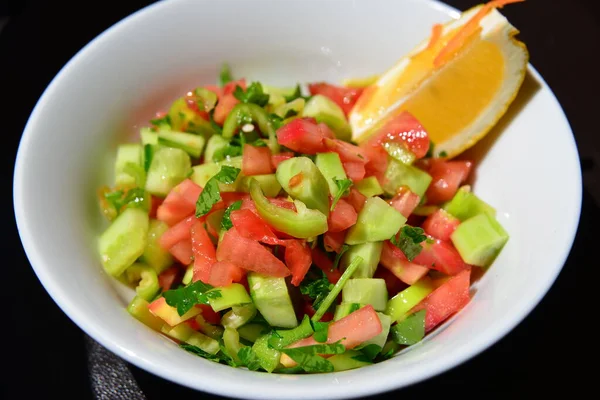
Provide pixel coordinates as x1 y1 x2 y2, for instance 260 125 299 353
13 0 581 399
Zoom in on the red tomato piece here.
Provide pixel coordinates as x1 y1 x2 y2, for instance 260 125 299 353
216 228 290 277
198 304 221 325
343 162 366 181
207 261 245 287
413 238 469 276
323 138 369 164
271 152 294 169
310 248 341 284
422 209 460 241
159 216 195 250
363 111 430 159
169 239 194 265
158 265 180 292
346 188 367 213
276 118 329 154
156 179 202 226
389 187 421 218
222 79 246 96
285 240 312 286
213 94 239 125
191 221 217 283
328 199 357 232
242 144 273 176
425 160 472 204
230 209 285 246
307 83 364 115
411 268 471 332
302 302 334 322
380 241 429 285
323 230 347 253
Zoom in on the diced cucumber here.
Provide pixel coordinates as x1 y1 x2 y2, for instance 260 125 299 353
267 93 287 111
194 314 224 340
248 273 298 328
98 208 149 277
360 312 392 349
207 283 252 312
303 95 351 141
125 263 160 301
127 296 164 331
252 334 281 373
450 212 509 267
275 98 305 119
340 241 383 278
182 264 193 285
237 174 282 198
383 142 416 165
168 97 216 140
267 315 314 349
186 331 220 355
342 279 388 311
221 304 258 329
442 186 496 221
390 309 426 345
141 219 173 274
145 147 192 197
276 157 330 216
115 144 144 186
386 278 435 322
315 152 348 198
162 322 194 341
204 135 230 163
157 130 206 158
190 156 242 189
345 197 406 245
237 323 268 343
140 127 159 146
223 327 243 363
329 350 372 371
383 158 432 198
262 85 299 98
333 303 363 321
354 176 384 198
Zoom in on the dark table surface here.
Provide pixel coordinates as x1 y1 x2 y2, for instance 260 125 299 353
1 0 594 398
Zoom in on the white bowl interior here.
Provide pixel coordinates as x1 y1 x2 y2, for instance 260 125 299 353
14 0 581 399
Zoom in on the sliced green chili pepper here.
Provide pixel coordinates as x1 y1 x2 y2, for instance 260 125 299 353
222 103 279 153
125 263 160 301
249 179 328 239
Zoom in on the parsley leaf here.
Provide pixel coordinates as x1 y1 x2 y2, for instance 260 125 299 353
252 139 268 147
221 200 242 231
104 187 148 213
195 166 241 217
233 82 270 107
150 114 171 128
208 109 223 134
332 244 350 270
143 144 154 172
390 225 428 261
237 347 261 371
283 109 298 119
280 342 345 373
163 281 222 316
310 321 329 343
212 145 243 162
283 84 303 102
391 309 426 345
348 303 361 314
330 178 353 211
351 353 373 363
219 63 233 87
180 344 238 366
300 269 333 310
268 114 285 130
358 344 382 360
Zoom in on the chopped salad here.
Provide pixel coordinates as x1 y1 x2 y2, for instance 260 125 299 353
97 64 508 373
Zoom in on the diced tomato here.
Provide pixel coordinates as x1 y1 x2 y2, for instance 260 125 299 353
157 179 202 226
207 261 245 287
220 192 248 207
169 239 194 265
271 152 294 169
230 209 285 246
328 199 357 232
159 216 195 250
362 111 430 159
286 305 381 350
276 118 329 154
205 210 221 239
316 123 336 139
411 268 471 332
222 79 246 95
213 93 239 125
389 187 421 218
198 303 221 325
425 160 472 204
308 82 364 115
373 266 408 298
323 230 346 253
422 209 460 241
323 138 369 164
185 318 202 331
302 302 334 322
413 238 469 276
242 144 273 176
216 228 290 277
285 240 312 286
191 221 217 283
149 196 163 219
380 241 429 285
343 162 366 181
311 248 341 284
346 188 367 213
361 145 389 183
158 265 180 292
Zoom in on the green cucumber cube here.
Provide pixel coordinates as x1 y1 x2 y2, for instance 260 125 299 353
354 176 384 198
340 241 383 278
145 147 191 197
140 219 173 274
315 152 348 198
450 212 509 267
345 197 407 245
342 279 388 311
383 158 432 197
248 273 298 329
443 186 496 221
303 95 352 141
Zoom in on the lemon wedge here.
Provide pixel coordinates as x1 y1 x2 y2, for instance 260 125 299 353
349 0 529 159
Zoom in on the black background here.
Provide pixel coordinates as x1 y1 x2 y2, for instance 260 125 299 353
1 0 593 399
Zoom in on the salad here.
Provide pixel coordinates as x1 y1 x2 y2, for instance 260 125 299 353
97 62 509 373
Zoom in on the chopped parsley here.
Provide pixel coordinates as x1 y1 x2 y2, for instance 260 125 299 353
233 82 270 107
391 309 426 345
330 178 353 211
219 63 233 87
162 280 222 316
390 225 430 261
300 269 333 311
195 166 241 217
332 244 349 270
220 200 242 231
280 342 345 373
